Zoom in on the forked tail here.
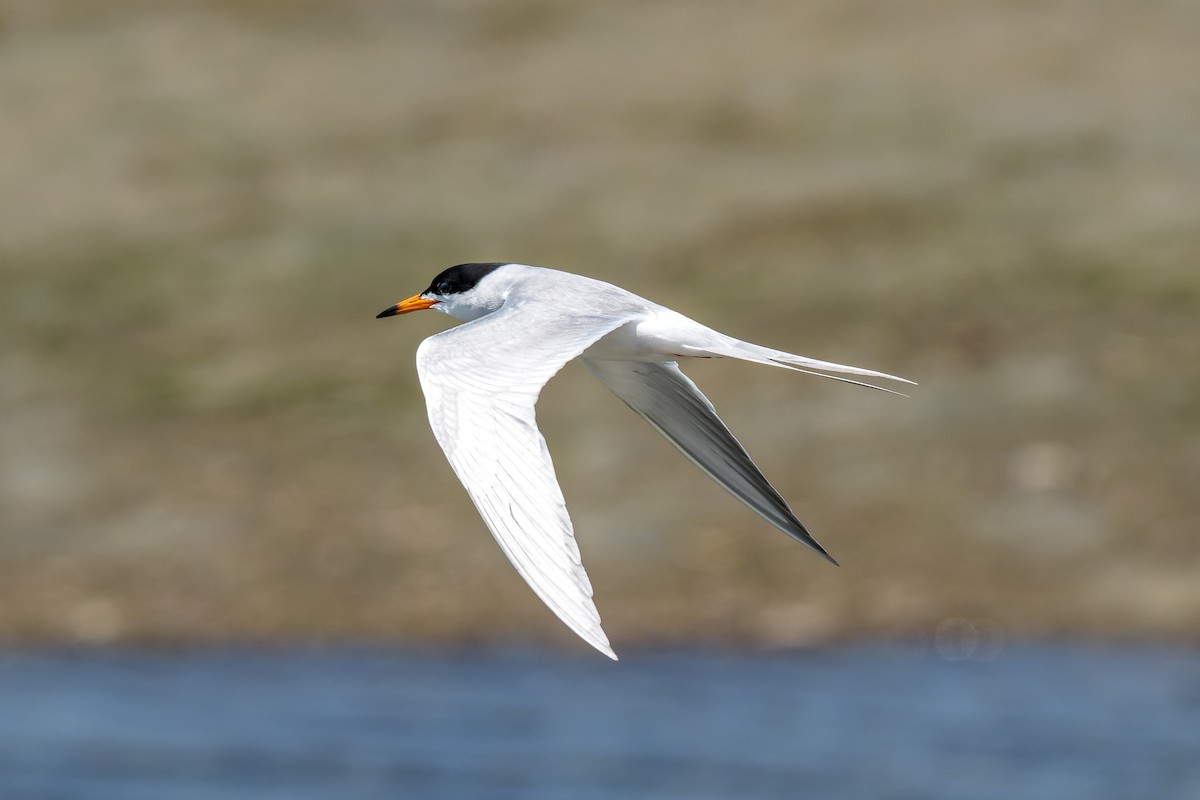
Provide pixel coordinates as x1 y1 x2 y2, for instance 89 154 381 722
704 337 915 395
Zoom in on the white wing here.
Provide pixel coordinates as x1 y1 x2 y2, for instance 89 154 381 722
416 301 630 659
582 358 837 565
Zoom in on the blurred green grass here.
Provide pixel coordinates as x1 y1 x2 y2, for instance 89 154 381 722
2 0 1198 651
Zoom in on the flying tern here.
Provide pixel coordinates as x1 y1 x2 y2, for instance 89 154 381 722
377 263 911 659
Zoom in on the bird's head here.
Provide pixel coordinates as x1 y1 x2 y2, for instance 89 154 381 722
376 263 510 323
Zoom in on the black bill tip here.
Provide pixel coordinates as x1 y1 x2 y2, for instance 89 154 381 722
376 305 399 319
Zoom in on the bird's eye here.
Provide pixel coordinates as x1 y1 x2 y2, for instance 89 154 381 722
436 280 452 294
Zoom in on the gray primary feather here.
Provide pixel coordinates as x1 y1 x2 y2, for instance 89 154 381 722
582 358 838 565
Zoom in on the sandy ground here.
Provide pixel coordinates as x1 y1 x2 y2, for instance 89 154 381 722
1 0 1198 651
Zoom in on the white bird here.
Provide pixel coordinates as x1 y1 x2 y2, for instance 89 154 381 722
377 263 912 659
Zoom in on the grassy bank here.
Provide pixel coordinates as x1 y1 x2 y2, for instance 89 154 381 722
2 0 1198 651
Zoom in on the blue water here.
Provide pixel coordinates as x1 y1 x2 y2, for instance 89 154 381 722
1 644 1197 800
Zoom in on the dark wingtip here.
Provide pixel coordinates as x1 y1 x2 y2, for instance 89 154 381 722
376 305 399 319
787 520 839 566
798 530 839 566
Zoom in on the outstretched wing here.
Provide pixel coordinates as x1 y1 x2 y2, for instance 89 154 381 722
582 358 837 565
416 303 628 659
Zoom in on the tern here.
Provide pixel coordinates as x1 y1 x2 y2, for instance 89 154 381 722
377 263 911 659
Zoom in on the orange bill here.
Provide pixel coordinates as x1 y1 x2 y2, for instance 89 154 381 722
376 294 439 318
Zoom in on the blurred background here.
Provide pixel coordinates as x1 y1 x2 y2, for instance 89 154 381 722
1 0 1198 797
